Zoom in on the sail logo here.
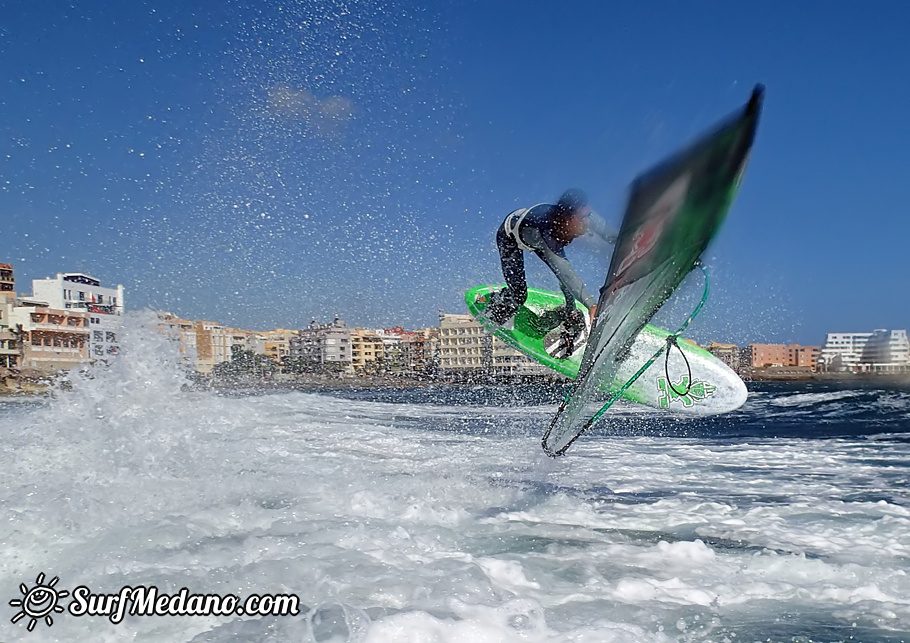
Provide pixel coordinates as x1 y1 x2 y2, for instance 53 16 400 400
657 376 716 408
614 173 691 279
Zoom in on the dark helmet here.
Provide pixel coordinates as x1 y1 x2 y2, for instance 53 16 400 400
556 188 588 214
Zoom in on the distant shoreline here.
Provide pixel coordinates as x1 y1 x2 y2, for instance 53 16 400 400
747 370 910 384
195 372 570 393
3 370 909 398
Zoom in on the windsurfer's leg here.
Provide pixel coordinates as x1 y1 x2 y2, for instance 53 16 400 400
488 229 527 324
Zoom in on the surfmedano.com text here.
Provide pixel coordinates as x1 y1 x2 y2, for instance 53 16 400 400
68 585 301 624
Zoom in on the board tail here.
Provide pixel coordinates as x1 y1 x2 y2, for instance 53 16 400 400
542 85 764 456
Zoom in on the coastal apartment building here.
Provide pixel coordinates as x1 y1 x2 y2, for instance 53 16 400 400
192 321 231 374
377 328 408 372
749 343 821 372
813 330 909 373
156 312 252 373
291 316 353 373
252 329 298 366
861 330 910 372
0 264 101 374
0 265 19 372
0 263 13 294
289 319 440 377
793 345 821 370
350 328 385 374
192 321 252 374
817 332 873 372
156 312 197 370
705 342 750 373
437 313 547 377
0 315 19 371
31 272 124 361
8 299 91 373
437 313 486 373
400 327 439 376
817 329 910 373
750 343 788 368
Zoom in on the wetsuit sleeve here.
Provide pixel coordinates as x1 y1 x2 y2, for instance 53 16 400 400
585 211 619 245
521 227 596 308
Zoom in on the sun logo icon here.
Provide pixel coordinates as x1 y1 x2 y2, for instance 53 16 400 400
9 573 69 631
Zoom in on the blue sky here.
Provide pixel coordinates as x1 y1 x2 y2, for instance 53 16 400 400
1 0 908 345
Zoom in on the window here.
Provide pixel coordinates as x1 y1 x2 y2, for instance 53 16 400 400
94 331 103 342
106 331 117 342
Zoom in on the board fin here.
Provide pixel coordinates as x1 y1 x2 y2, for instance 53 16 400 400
542 85 764 457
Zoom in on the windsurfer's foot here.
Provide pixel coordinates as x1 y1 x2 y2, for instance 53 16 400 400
563 308 586 335
484 292 512 324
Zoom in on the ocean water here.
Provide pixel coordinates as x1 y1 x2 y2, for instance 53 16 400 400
1 315 909 642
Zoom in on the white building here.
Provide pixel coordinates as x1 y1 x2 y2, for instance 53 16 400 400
818 330 910 373
818 332 872 372
31 273 124 362
861 329 910 373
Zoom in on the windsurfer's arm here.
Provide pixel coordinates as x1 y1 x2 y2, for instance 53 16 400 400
523 227 596 309
584 210 619 245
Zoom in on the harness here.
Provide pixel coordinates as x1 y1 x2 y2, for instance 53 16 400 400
503 204 545 252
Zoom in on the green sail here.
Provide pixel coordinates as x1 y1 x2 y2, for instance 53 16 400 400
542 85 764 456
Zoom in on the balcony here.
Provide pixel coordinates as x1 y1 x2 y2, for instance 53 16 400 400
28 345 86 354
28 323 90 333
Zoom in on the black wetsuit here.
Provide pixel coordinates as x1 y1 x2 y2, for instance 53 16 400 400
488 204 616 325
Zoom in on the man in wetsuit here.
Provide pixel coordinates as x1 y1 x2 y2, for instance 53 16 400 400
481 189 617 351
